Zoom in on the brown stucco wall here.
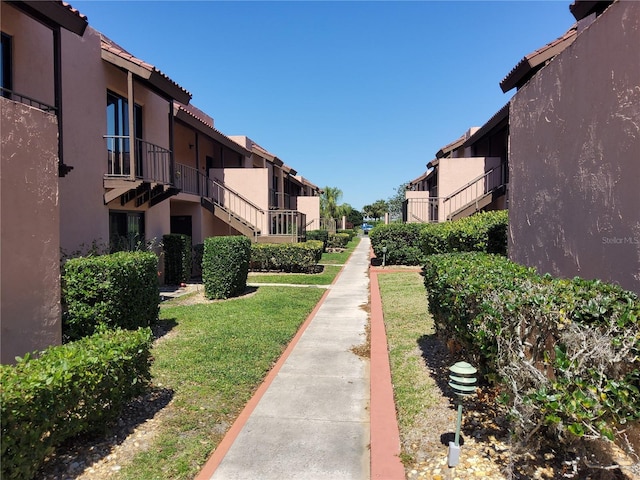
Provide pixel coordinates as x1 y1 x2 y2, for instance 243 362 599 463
509 0 640 294
1 99 61 363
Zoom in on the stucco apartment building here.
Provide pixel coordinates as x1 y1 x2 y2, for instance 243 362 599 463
1 0 321 363
405 0 639 295
404 105 508 223
505 0 640 294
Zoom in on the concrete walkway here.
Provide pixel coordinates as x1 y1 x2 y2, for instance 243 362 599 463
197 237 373 480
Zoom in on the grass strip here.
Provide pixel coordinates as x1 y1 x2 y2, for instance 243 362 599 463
119 286 325 480
248 265 342 285
377 273 440 440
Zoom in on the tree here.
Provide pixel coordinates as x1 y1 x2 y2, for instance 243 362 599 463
347 208 363 227
387 182 408 222
320 186 343 220
363 199 388 221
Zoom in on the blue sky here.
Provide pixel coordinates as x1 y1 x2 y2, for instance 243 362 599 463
73 0 575 210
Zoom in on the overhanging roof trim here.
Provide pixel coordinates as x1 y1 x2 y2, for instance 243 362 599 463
409 170 430 185
14 1 88 35
174 104 252 157
500 26 577 93
100 34 191 104
436 134 465 159
462 103 509 149
569 0 614 21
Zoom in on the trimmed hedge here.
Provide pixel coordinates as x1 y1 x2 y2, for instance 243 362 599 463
202 236 251 299
62 251 159 341
0 327 152 480
250 240 324 272
423 252 640 443
420 210 508 256
162 234 192 285
306 230 329 251
336 229 357 241
369 223 425 265
327 233 350 249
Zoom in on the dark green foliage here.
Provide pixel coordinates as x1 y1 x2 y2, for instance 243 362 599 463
327 233 350 249
0 327 152 480
62 252 159 341
192 243 204 277
369 223 425 265
162 234 192 285
202 236 251 299
250 240 324 272
423 252 640 444
421 210 508 256
306 230 329 251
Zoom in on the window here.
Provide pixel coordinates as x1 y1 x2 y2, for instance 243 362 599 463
109 211 145 252
106 91 142 176
1 32 12 96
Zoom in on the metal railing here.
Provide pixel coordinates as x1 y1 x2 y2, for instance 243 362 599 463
175 163 265 234
105 136 172 185
268 210 306 238
0 87 56 113
404 197 441 223
442 163 506 220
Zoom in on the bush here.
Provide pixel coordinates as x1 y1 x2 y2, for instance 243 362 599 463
336 229 357 241
202 236 251 299
369 223 425 265
306 230 329 251
420 210 508 256
192 243 204 277
162 234 192 285
62 251 159 341
326 233 350 249
250 240 324 272
423 252 640 444
0 327 152 480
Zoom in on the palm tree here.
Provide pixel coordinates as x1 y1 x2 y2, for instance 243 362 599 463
321 186 343 220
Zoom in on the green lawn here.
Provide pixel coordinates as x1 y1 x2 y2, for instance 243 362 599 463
119 286 325 480
377 272 441 461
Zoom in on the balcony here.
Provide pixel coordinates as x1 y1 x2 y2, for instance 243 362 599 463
0 87 56 114
105 135 173 184
104 136 178 207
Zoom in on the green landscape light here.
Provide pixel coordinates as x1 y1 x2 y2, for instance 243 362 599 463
447 361 477 467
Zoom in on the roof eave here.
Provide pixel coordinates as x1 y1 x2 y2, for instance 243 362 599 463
174 108 252 157
14 1 88 36
101 49 191 104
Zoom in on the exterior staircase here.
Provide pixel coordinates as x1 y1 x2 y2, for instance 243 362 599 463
442 163 507 221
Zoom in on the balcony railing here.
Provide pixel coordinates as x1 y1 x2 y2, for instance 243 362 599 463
105 136 172 185
0 87 56 113
175 163 265 233
442 163 506 220
268 210 306 238
404 197 441 223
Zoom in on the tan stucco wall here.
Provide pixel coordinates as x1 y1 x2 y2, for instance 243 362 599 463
404 190 432 223
509 0 640 294
212 167 269 233
1 99 61 363
1 3 55 106
296 196 321 230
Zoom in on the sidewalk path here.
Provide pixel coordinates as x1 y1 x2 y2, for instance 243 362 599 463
197 237 372 480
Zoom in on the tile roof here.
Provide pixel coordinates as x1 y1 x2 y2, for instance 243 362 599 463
436 134 466 159
59 1 87 22
100 34 191 102
462 103 509 149
500 26 577 93
174 103 252 157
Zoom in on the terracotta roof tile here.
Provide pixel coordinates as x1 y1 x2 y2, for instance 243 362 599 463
59 1 87 21
100 34 191 98
500 26 577 92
